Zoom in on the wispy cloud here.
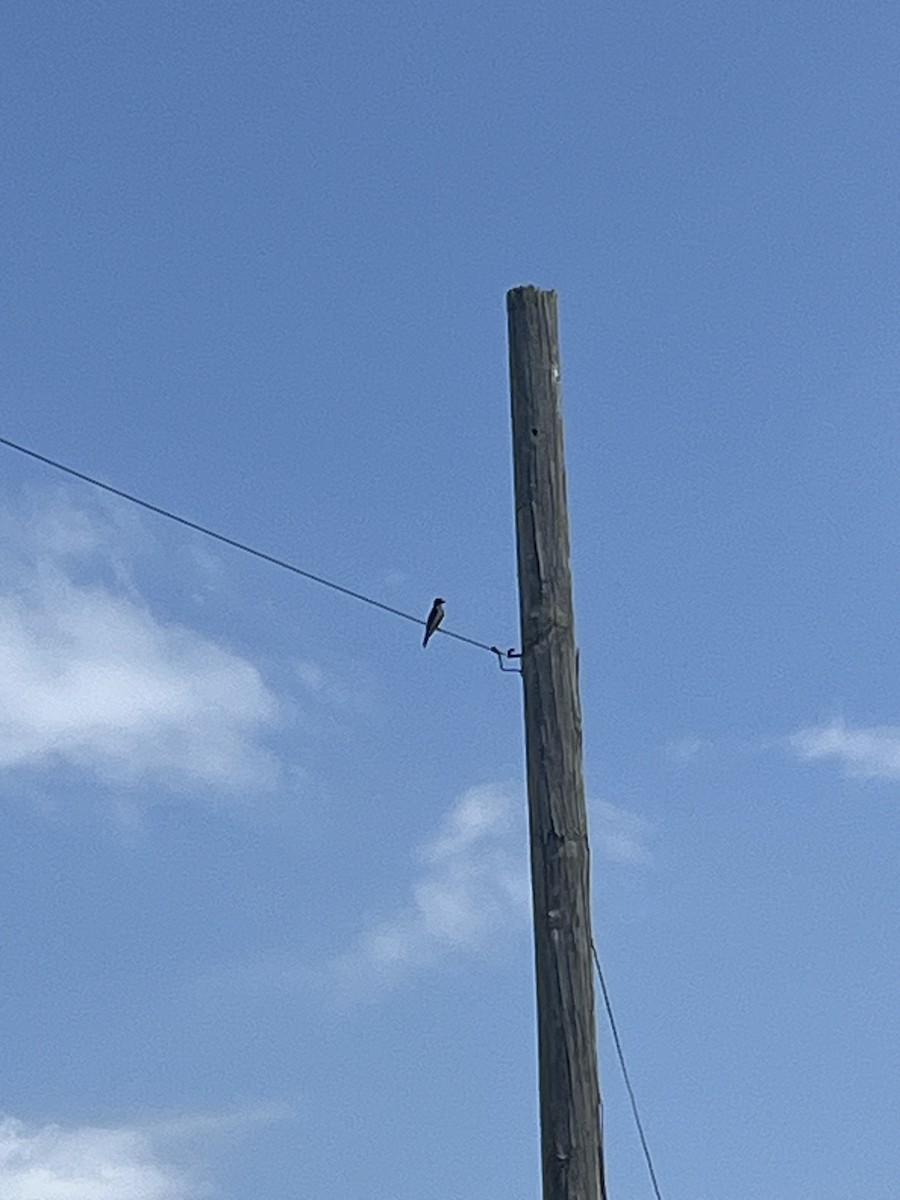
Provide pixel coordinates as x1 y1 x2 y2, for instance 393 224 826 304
0 1106 287 1200
330 784 653 996
593 799 654 864
665 735 710 765
788 719 900 780
0 1115 197 1200
0 494 280 796
330 783 528 996
294 659 375 717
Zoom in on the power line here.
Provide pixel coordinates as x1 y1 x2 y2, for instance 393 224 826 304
591 939 664 1200
0 435 501 655
3 433 661 1179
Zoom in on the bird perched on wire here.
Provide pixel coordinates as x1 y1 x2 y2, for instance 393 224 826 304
422 598 445 647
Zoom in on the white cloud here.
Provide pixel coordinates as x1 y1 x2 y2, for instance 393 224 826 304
593 799 654 865
789 719 900 779
330 784 652 995
0 1106 288 1200
330 783 528 995
293 658 375 717
0 1115 197 1200
0 496 280 796
666 735 709 765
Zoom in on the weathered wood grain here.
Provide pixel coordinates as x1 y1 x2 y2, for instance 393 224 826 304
507 286 606 1200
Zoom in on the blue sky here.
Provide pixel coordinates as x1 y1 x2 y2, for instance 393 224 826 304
2 2 899 1197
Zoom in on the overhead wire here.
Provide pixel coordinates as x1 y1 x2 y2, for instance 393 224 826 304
2 435 663 1185
592 939 665 1200
0 435 500 655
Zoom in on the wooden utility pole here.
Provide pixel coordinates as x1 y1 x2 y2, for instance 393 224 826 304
507 286 606 1200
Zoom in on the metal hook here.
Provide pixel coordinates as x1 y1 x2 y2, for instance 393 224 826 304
491 646 523 674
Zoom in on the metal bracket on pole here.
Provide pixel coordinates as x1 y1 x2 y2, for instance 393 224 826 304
491 646 522 673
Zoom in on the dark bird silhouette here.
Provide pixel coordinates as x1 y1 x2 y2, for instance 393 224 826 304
422 598 445 647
